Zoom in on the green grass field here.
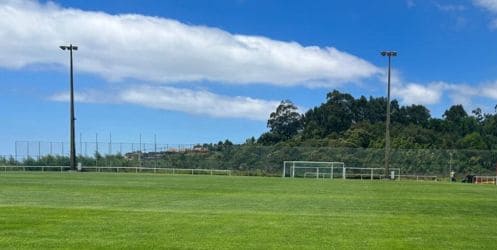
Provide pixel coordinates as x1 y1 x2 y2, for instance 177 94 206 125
1 173 497 249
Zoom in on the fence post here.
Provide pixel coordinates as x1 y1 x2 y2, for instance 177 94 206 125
15 141 18 166
38 141 41 161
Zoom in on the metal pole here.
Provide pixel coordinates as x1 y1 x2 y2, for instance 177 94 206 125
154 134 157 152
449 152 453 182
154 134 158 168
14 141 18 165
95 133 98 166
139 133 142 168
79 133 82 157
109 133 112 155
109 133 112 167
69 45 76 171
95 133 99 154
381 51 397 179
385 54 391 178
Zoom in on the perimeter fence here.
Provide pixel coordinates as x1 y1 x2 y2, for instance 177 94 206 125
1 141 497 178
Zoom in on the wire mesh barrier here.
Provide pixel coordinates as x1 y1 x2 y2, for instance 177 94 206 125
0 165 231 176
2 141 497 178
11 141 197 160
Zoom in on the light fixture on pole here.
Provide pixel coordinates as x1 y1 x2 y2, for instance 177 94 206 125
380 51 397 179
60 44 78 171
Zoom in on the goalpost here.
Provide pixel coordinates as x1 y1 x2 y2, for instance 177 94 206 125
473 176 497 185
282 161 345 179
282 161 401 180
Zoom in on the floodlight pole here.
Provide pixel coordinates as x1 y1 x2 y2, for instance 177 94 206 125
60 44 78 171
381 51 397 179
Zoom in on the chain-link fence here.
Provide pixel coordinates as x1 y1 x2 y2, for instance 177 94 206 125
1 141 497 177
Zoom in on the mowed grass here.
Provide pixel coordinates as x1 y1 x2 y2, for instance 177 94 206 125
1 173 497 249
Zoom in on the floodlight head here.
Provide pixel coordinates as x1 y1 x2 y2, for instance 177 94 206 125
60 45 78 51
381 51 398 57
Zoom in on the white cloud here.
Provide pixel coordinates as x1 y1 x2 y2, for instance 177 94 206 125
49 89 114 103
434 3 466 12
478 81 497 99
392 79 497 112
0 0 379 87
120 86 281 120
50 86 281 121
474 0 497 27
393 82 445 105
376 69 444 106
474 0 497 12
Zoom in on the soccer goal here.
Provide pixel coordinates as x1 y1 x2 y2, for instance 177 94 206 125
282 161 345 179
282 161 401 180
344 167 401 180
473 176 497 185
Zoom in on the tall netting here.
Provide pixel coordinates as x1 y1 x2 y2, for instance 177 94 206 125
2 142 497 178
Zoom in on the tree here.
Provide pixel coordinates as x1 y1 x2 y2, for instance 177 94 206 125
457 132 488 150
472 108 484 124
303 90 355 138
443 105 467 123
267 100 303 140
442 105 477 136
393 104 431 127
257 132 284 145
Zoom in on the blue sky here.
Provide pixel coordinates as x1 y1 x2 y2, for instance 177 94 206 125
2 0 497 155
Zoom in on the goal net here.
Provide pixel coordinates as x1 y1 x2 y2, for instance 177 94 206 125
344 167 401 180
282 161 345 179
282 161 401 180
473 176 497 185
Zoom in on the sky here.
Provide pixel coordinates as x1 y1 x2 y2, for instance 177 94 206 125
2 0 497 155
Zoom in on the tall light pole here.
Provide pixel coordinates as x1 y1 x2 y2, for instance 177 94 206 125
381 51 397 179
60 44 78 171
